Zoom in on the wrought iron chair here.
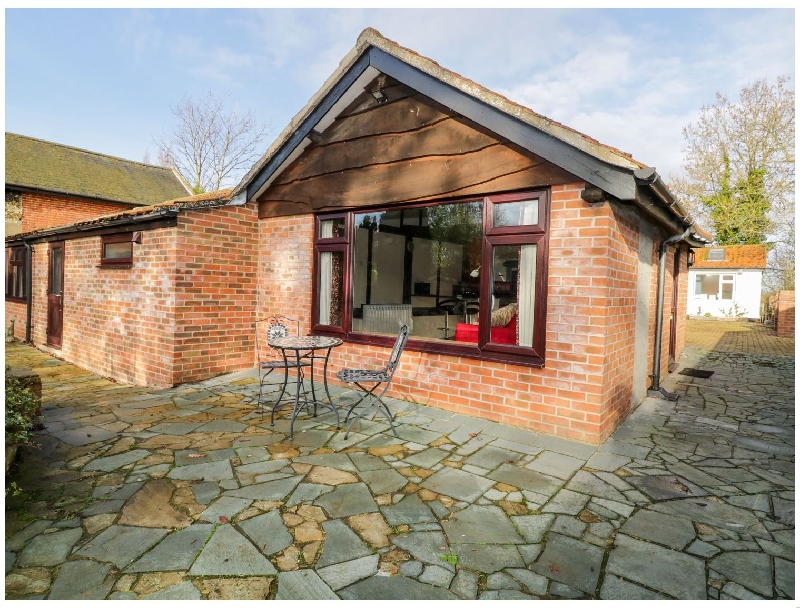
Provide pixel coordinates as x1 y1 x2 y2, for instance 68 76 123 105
254 316 310 424
336 324 410 438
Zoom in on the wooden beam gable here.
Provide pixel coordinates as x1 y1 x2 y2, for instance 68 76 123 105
258 78 575 217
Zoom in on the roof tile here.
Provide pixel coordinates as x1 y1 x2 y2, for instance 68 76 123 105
693 244 767 269
6 133 190 205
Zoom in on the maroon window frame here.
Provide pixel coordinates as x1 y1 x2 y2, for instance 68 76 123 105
311 213 351 336
312 190 550 367
5 246 27 302
100 234 134 268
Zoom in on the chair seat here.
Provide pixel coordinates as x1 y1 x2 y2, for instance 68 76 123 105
336 368 390 383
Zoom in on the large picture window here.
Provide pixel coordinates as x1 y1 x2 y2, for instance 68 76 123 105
312 190 550 366
5 246 27 302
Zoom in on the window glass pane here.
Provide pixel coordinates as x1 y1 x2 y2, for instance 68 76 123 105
707 248 725 261
699 274 719 297
721 284 733 300
493 198 539 227
721 277 734 300
318 250 343 326
11 266 21 297
6 248 26 299
104 242 132 260
490 244 535 346
352 201 483 339
51 248 63 294
320 218 345 239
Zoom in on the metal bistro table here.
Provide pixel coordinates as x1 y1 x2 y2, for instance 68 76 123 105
267 335 342 440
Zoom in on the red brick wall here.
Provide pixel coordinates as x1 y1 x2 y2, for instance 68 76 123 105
673 245 689 362
11 203 260 388
259 183 660 444
173 204 259 384
257 215 315 331
21 191 132 233
596 202 641 439
5 300 27 341
771 290 795 338
18 229 177 386
28 243 48 347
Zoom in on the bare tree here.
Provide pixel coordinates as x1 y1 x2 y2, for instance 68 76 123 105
670 77 795 291
155 91 270 194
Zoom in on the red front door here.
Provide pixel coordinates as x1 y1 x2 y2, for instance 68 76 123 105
46 241 65 348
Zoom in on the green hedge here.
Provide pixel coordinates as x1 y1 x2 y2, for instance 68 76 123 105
6 376 39 446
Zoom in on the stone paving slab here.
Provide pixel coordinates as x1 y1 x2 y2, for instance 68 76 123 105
48 560 115 600
4 330 794 600
127 523 214 572
75 525 169 568
606 534 706 599
17 528 83 567
421 467 495 502
189 525 277 576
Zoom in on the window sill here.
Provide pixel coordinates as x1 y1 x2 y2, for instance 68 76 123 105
5 296 28 303
313 329 545 368
97 263 133 269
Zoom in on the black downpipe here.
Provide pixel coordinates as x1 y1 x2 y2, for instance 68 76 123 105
650 227 692 392
24 241 33 343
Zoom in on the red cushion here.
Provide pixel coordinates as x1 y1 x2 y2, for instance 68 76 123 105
454 315 517 345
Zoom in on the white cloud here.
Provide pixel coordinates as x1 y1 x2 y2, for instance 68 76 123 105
118 9 163 60
171 35 256 85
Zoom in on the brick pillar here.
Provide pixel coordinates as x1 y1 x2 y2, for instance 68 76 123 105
774 291 795 337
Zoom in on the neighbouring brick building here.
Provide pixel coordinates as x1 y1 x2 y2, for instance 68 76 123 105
5 133 190 236
5 191 258 386
5 29 712 444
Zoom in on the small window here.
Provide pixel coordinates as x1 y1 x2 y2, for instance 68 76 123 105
100 234 134 267
720 274 734 300
706 247 725 261
5 246 27 301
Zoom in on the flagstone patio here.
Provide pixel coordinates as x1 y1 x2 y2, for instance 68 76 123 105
4 321 795 599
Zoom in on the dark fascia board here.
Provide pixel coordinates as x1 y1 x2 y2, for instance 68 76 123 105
245 46 639 204
246 51 372 201
5 210 179 245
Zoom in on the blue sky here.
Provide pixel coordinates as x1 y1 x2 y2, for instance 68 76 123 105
4 7 795 187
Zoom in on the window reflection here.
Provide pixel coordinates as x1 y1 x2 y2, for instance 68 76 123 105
352 202 483 339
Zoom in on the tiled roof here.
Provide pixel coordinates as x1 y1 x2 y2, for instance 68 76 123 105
6 133 191 206
6 189 233 242
693 244 768 269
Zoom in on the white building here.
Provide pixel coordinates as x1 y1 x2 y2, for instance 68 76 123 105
687 244 767 320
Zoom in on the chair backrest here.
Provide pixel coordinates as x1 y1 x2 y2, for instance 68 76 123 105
255 315 300 363
385 324 410 376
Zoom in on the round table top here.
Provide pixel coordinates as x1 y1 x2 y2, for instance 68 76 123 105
269 335 343 350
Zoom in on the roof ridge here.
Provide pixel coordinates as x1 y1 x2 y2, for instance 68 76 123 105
6 132 173 172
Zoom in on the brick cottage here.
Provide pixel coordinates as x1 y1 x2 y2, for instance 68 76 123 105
5 133 190 236
5 29 711 444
